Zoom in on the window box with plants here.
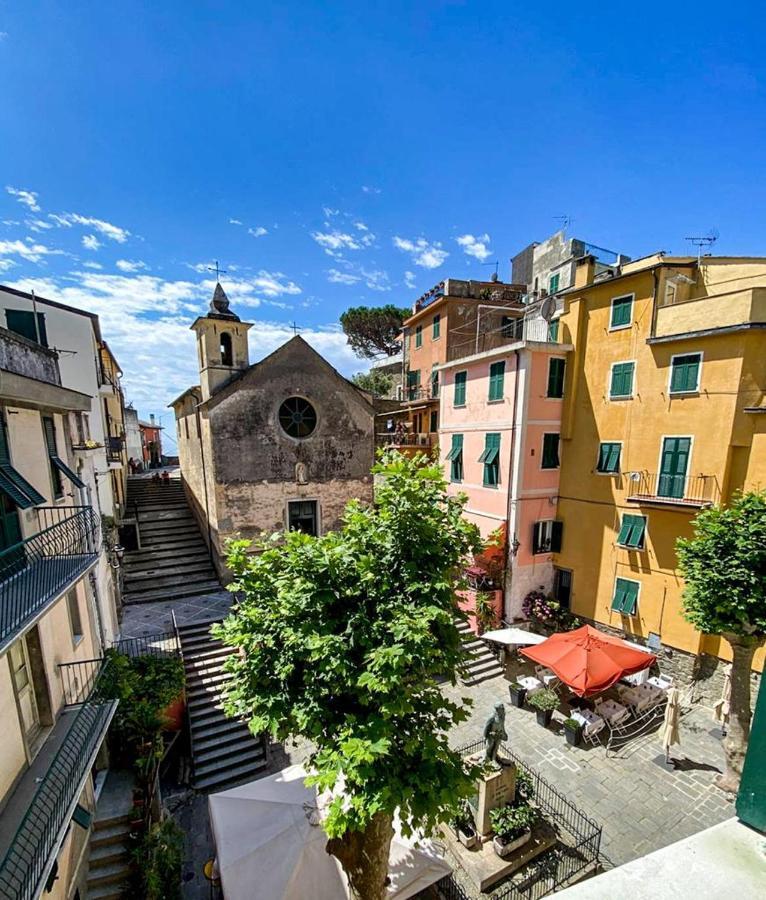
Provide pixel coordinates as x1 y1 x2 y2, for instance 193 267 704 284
508 681 527 708
563 717 583 746
527 688 559 727
453 801 480 850
489 801 537 858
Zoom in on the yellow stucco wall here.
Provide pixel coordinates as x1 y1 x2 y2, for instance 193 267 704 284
554 261 766 671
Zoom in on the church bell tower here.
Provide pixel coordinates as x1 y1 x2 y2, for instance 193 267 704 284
191 282 252 401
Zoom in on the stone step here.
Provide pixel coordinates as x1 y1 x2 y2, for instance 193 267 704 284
138 521 198 536
186 670 233 694
123 561 216 584
181 633 228 653
193 754 268 792
86 860 129 889
128 538 208 556
184 650 233 674
188 692 225 713
87 884 125 900
123 580 221 605
122 555 211 577
89 841 129 867
177 619 223 639
91 821 131 849
193 742 266 780
189 705 233 729
193 719 254 754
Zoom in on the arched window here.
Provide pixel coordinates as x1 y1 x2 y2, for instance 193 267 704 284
220 332 233 367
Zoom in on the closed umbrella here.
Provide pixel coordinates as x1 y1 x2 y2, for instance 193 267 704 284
519 624 655 697
660 687 681 762
713 664 731 736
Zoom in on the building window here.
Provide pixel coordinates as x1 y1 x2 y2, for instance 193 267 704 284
658 436 691 499
430 369 439 399
278 397 317 439
287 500 318 536
0 412 45 509
66 588 83 643
669 353 701 394
532 520 563 554
501 316 522 340
617 514 647 549
5 309 48 347
546 358 565 398
609 361 635 399
429 409 438 433
553 568 572 609
611 577 639 616
415 325 423 348
541 433 560 469
596 442 621 474
549 273 560 294
432 314 441 339
548 319 560 342
453 371 467 406
479 433 500 487
42 416 63 499
220 332 233 366
488 361 505 402
407 369 421 400
610 294 633 330
446 434 463 482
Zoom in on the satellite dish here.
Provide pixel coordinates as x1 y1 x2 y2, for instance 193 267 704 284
540 296 556 322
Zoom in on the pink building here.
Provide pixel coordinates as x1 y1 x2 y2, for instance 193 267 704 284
437 336 570 619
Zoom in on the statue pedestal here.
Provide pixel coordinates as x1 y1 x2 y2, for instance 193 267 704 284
470 763 516 839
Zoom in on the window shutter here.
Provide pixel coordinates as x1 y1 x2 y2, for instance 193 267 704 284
551 520 563 553
547 358 565 398
542 433 560 469
670 354 700 393
433 315 440 339
488 361 505 401
532 522 543 554
611 295 632 328
454 371 467 406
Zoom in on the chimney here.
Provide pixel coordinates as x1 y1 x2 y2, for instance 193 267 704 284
149 413 156 426
574 254 597 288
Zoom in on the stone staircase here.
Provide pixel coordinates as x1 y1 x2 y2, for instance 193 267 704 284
457 619 505 684
86 812 131 900
178 619 270 792
122 476 220 605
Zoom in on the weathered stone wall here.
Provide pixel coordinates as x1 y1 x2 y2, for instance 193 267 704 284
0 326 60 383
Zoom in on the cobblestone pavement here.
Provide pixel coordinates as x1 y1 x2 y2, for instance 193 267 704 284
443 670 735 868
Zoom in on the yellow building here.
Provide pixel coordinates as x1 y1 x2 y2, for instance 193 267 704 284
552 253 766 679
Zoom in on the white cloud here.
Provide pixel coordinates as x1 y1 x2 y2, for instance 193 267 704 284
361 185 381 194
353 221 369 232
0 259 16 272
311 229 375 257
82 261 103 270
50 212 129 242
392 236 448 269
116 259 147 272
359 268 390 292
322 207 340 219
26 218 52 232
327 268 361 286
82 234 102 251
404 271 416 290
456 233 492 261
0 238 63 263
229 218 243 226
247 226 268 238
250 270 301 297
6 186 40 212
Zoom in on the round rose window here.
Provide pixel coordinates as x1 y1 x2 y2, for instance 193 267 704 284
278 397 317 438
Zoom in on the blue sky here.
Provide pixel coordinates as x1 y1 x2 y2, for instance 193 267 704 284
1 1 764 440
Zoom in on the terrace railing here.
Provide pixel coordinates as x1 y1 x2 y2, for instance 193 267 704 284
106 436 124 463
0 660 118 900
0 507 100 653
626 472 719 508
375 433 434 450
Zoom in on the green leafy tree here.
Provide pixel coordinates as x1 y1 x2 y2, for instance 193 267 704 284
677 491 766 792
213 453 482 899
340 304 410 359
351 369 394 397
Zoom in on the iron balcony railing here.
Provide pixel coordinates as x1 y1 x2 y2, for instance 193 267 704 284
404 384 439 402
0 660 118 900
375 433 434 449
446 316 557 363
626 472 719 508
106 435 124 463
0 507 100 653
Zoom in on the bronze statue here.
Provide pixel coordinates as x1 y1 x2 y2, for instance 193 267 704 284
483 701 508 764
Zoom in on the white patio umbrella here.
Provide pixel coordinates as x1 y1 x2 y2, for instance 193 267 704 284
660 687 681 762
480 628 547 647
208 765 451 900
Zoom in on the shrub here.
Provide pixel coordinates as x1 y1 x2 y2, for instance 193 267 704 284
563 717 581 732
489 801 537 842
475 591 498 633
514 768 535 802
129 817 184 900
526 688 559 712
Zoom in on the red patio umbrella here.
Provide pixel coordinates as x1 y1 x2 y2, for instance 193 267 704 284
519 625 655 697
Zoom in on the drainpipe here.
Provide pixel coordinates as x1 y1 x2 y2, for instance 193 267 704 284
194 401 215 567
503 348 522 620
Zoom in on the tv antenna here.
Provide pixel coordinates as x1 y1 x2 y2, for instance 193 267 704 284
482 261 500 282
684 230 718 264
553 215 574 231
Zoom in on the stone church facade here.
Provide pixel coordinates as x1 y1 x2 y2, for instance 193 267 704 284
170 283 375 580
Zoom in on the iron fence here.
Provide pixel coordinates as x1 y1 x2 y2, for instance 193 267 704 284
0 507 100 652
428 741 602 900
111 630 180 659
626 472 719 507
0 660 118 900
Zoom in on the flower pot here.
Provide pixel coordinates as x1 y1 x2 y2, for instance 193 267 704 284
492 829 532 858
564 725 582 746
509 686 527 708
535 709 553 727
458 827 479 850
161 693 185 731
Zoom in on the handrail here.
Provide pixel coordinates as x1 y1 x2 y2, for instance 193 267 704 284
0 507 101 652
0 660 118 900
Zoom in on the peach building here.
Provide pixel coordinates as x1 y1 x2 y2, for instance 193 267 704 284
437 330 570 619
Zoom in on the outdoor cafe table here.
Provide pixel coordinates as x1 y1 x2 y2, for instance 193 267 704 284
619 683 665 713
596 699 630 726
571 708 604 737
517 675 544 696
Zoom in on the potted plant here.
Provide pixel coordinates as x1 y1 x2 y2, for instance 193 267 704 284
527 688 559 727
454 802 479 849
508 681 527 708
563 717 583 746
489 802 537 858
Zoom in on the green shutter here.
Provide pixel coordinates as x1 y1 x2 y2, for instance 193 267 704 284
670 354 701 393
430 369 439 398
548 319 560 342
547 358 565 398
0 415 46 507
415 325 422 348
658 437 691 499
488 361 505 401
549 273 560 294
454 371 467 406
449 434 464 482
433 314 441 339
541 433 560 469
610 295 633 328
617 514 646 549
611 578 639 615
597 442 621 473
610 362 634 398
481 433 500 486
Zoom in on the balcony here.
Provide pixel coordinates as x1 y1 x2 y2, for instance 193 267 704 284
106 435 124 464
376 433 436 459
0 660 117 900
446 315 557 362
0 507 100 654
403 385 440 403
626 472 720 508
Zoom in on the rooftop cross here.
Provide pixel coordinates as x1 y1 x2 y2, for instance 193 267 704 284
207 260 228 282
